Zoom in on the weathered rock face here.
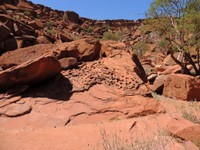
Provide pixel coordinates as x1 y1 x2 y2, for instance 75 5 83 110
0 14 34 36
59 33 73 42
0 14 35 52
0 0 144 55
0 55 61 91
64 11 80 23
167 117 200 146
163 74 200 101
63 51 143 92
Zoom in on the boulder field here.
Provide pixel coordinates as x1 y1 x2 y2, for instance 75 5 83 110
0 0 199 150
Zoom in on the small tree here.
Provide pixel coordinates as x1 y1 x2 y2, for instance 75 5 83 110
145 0 200 75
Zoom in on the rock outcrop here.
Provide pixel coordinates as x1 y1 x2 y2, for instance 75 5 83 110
56 38 101 61
0 55 61 91
0 14 36 52
0 44 57 69
0 38 101 70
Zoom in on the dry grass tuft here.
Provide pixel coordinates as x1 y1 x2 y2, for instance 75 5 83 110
96 129 175 150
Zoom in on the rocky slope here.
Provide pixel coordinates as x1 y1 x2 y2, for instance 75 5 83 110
0 0 200 150
0 0 142 54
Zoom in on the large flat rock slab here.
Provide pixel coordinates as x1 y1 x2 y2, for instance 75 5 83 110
0 114 188 150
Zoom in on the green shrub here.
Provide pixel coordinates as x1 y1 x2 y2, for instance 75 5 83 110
86 27 94 33
105 25 111 30
23 11 31 16
73 35 81 40
36 14 41 19
182 110 200 124
102 31 124 41
132 41 150 58
158 39 170 53
46 29 57 35
14 15 20 20
46 21 54 29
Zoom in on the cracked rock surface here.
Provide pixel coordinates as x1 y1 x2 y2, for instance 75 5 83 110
0 51 164 128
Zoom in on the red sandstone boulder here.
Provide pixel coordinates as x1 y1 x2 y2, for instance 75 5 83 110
0 55 61 91
60 33 73 42
0 38 101 70
100 40 126 57
28 20 44 30
163 74 200 101
59 57 78 70
57 38 101 61
0 44 57 69
75 38 101 61
167 117 200 146
160 65 181 75
155 65 167 72
163 53 178 66
36 36 52 44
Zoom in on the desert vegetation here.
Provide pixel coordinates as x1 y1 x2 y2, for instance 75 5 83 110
102 31 125 41
98 128 174 150
132 41 150 58
144 0 200 75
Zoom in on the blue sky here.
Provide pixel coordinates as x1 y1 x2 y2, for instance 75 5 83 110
29 0 154 20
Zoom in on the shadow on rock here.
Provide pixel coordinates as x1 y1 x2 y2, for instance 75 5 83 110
21 74 73 101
